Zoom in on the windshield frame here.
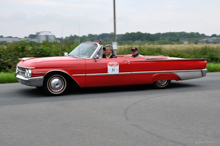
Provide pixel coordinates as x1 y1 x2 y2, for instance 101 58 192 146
68 42 101 59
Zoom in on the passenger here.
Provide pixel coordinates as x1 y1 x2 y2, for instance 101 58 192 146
131 47 141 58
105 44 117 58
102 47 106 58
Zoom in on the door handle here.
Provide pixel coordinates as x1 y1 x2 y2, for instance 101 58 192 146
122 60 130 64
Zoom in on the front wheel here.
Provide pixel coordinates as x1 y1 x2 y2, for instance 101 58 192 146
36 86 43 90
153 80 171 89
43 74 68 95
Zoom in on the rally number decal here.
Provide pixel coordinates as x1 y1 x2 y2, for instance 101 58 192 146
108 62 119 74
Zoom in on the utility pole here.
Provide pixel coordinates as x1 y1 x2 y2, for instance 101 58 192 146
113 0 116 42
113 0 117 55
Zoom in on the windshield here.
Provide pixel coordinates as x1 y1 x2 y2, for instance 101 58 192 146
69 42 98 58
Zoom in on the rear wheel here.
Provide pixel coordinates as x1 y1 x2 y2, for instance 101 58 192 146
43 74 68 95
153 80 171 89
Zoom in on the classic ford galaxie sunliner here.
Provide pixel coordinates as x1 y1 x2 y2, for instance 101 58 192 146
16 42 207 95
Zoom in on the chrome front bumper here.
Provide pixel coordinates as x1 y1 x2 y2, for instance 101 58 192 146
16 74 44 87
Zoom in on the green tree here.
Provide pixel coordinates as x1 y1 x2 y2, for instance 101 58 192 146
211 34 218 37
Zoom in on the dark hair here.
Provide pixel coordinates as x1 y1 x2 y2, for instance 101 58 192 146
131 47 138 51
103 47 106 51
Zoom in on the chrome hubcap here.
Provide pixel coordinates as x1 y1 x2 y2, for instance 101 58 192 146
157 80 168 86
49 77 64 92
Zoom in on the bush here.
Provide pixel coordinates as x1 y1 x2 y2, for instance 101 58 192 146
206 63 220 72
1 42 220 73
0 40 79 72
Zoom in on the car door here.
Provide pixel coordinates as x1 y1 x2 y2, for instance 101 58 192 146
85 58 131 87
130 57 153 85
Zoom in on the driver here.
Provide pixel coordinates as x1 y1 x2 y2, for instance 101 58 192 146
102 47 106 58
105 44 117 58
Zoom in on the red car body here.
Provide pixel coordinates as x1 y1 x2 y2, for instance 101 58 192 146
16 42 207 95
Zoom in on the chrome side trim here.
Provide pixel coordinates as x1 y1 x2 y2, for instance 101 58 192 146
133 69 205 80
131 70 201 74
70 69 206 80
72 74 86 76
173 70 203 80
86 72 131 76
131 69 205 80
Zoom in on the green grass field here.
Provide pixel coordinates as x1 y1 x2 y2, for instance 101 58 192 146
0 63 219 84
117 44 220 62
0 72 18 83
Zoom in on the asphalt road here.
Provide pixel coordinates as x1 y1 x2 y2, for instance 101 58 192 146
0 73 220 146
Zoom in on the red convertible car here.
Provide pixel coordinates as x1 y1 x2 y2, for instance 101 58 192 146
16 42 207 95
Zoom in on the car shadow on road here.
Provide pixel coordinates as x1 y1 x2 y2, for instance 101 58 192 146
18 85 152 97
0 82 203 107
67 82 198 95
18 81 199 98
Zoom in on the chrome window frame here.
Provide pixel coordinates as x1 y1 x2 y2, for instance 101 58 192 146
89 42 102 59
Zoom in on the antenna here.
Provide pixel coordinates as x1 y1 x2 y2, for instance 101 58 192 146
79 19 80 44
59 26 63 56
78 19 80 62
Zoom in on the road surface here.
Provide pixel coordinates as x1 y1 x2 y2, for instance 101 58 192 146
0 73 219 146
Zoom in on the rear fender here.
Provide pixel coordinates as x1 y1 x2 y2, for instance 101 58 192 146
152 73 181 83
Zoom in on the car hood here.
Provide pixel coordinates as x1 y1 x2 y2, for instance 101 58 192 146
17 56 80 68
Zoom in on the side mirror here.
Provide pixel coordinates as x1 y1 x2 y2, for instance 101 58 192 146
93 54 99 61
64 52 68 56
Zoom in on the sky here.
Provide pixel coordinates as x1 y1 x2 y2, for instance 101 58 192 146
0 0 220 38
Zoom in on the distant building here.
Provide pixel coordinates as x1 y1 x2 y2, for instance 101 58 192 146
0 38 36 43
180 40 188 44
199 37 220 44
36 31 56 43
0 31 57 43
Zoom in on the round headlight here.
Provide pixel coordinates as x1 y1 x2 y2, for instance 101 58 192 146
25 69 31 78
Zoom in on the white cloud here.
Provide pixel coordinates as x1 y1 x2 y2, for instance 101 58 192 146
153 2 178 9
2 0 101 9
1 0 220 37
0 11 113 37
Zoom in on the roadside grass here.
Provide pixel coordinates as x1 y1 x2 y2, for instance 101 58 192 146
0 72 18 83
0 63 219 84
206 63 220 72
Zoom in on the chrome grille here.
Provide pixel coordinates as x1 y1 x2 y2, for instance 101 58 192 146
18 66 26 72
17 66 26 77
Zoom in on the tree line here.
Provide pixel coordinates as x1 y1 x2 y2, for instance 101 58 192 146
59 31 220 45
1 32 220 45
